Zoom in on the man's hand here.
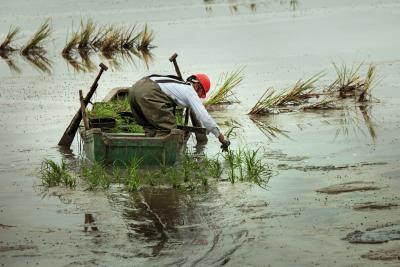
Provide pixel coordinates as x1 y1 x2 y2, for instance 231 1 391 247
218 133 230 152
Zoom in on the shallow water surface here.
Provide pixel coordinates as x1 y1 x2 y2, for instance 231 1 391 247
1 0 400 266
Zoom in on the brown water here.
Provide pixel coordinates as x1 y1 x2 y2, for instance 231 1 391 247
1 0 400 266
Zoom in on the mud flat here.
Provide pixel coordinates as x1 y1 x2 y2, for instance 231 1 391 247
1 0 400 266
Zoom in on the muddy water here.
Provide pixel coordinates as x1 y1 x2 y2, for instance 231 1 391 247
1 0 400 266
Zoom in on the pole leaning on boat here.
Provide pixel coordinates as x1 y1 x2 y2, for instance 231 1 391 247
58 63 108 148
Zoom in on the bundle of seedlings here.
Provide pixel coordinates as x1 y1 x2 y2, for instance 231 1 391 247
21 19 51 55
136 24 155 51
328 62 377 102
205 68 244 107
0 26 20 55
248 71 324 115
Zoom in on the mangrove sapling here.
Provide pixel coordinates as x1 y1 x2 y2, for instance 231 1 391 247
126 156 143 192
205 68 244 107
0 26 20 53
40 159 76 188
21 19 51 55
81 161 111 190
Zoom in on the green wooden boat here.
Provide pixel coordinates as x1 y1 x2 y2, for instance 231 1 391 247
79 87 186 166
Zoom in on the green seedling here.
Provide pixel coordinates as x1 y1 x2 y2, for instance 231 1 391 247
223 150 237 183
126 156 143 192
243 148 272 189
40 159 76 188
81 161 111 190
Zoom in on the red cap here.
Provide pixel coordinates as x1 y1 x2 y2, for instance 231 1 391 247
193 73 211 98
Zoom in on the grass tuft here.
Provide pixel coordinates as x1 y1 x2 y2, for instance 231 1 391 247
21 19 51 55
81 161 111 190
40 159 76 188
205 68 244 106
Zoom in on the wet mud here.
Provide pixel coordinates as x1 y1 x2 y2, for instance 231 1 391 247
361 245 400 261
316 181 381 194
1 0 400 266
344 223 400 244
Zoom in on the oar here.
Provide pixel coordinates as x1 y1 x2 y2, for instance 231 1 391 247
58 63 108 148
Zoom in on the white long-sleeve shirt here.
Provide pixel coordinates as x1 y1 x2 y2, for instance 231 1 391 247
149 76 221 138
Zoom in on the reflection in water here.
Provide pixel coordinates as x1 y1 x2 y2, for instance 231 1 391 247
203 0 297 13
79 50 97 72
250 116 290 141
230 4 239 13
359 105 377 142
333 106 377 142
110 187 206 257
250 3 257 12
22 52 52 74
63 48 154 73
0 52 21 73
289 0 298 11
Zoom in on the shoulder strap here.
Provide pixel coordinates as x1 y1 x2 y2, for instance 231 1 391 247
155 79 190 85
147 74 184 81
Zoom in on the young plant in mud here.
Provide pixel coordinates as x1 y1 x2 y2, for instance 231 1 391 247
243 148 272 189
80 161 111 190
126 156 143 192
223 150 237 183
21 19 51 55
40 159 76 189
205 68 244 107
